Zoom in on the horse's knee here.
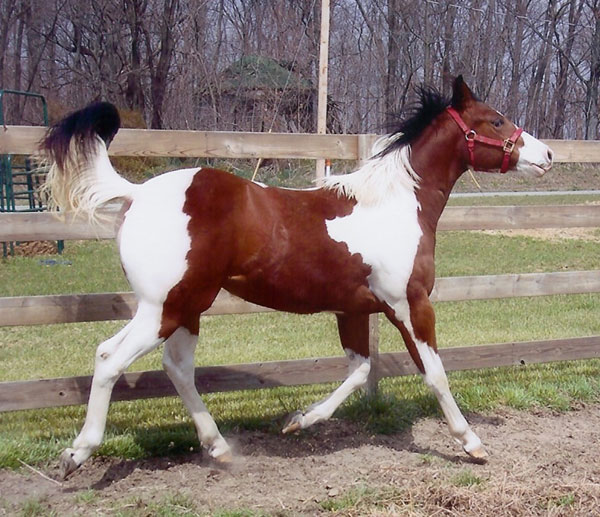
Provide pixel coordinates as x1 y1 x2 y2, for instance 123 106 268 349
93 349 125 387
351 361 370 390
346 350 371 389
95 338 117 362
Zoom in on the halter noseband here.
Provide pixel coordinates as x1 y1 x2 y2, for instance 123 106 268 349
446 107 523 174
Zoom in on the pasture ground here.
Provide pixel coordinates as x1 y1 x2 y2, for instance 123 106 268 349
1 402 599 516
3 162 600 515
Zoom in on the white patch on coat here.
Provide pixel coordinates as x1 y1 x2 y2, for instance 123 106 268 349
324 144 422 314
119 168 198 304
322 143 420 205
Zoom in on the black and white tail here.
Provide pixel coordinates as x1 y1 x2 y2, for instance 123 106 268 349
41 102 138 220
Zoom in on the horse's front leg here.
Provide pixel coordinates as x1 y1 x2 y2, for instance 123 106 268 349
282 313 371 433
386 287 487 460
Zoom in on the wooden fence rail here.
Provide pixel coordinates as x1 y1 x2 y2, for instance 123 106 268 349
2 336 599 412
3 125 600 162
5 204 600 243
2 270 600 327
1 126 600 413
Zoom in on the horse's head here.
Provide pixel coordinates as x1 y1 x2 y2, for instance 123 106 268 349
448 76 553 177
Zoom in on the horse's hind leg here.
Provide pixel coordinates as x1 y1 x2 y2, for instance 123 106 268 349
162 325 231 462
60 302 165 478
282 313 370 433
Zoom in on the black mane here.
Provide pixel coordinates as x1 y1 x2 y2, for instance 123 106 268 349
378 86 450 157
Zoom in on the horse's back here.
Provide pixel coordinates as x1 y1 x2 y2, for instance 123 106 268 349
118 166 381 316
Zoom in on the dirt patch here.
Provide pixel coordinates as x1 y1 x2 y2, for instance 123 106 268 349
1 405 600 515
5 241 61 257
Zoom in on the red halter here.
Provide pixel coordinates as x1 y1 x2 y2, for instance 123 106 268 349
446 107 523 174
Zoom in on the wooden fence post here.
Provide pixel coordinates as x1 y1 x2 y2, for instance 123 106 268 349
367 313 380 396
356 134 381 397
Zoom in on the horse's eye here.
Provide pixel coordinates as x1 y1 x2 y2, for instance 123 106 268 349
492 118 504 128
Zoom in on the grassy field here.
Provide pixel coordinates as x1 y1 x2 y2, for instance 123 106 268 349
1 196 600 473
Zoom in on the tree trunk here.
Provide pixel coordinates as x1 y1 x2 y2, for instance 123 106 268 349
0 0 16 88
552 0 583 137
525 0 556 135
124 0 147 114
584 1 600 139
422 1 433 84
441 4 456 93
149 0 179 129
385 0 400 125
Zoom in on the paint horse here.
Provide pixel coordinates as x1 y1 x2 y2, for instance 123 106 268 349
41 77 553 478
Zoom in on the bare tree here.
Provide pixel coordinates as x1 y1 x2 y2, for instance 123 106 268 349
0 0 597 138
552 0 584 137
583 0 600 138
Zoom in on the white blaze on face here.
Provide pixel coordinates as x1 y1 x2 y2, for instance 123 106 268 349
515 131 553 177
325 191 422 317
119 168 199 304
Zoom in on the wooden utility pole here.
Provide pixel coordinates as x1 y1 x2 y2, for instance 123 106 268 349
316 0 330 179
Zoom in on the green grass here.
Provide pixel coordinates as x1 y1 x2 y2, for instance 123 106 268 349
436 230 600 276
111 493 202 517
0 240 127 296
318 484 425 514
319 485 373 512
451 469 485 487
1 226 600 468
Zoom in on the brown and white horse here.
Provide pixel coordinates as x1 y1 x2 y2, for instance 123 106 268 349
42 77 553 478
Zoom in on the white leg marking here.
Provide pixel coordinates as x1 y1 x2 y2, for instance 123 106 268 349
413 338 483 455
64 302 164 471
284 349 370 431
162 327 231 461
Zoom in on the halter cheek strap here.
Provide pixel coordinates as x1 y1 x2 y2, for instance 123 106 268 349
446 107 523 174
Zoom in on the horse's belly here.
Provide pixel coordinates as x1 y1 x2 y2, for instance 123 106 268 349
223 272 380 314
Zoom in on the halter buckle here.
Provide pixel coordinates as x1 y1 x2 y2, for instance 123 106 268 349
502 139 516 153
465 130 477 141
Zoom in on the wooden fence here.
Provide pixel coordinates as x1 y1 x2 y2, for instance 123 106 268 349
1 126 600 412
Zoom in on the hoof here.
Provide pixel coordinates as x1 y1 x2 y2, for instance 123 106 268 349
208 441 233 464
213 450 233 464
282 410 304 434
59 449 80 480
464 444 488 463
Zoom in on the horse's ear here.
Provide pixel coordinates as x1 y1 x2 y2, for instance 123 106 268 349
451 75 476 110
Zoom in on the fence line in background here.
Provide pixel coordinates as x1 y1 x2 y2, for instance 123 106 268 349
2 336 599 412
2 126 600 162
2 270 600 327
1 126 600 412
4 204 600 243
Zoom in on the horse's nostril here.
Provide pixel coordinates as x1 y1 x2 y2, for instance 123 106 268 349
547 148 554 163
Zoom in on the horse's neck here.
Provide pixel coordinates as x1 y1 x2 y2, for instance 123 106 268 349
414 174 461 233
411 139 466 233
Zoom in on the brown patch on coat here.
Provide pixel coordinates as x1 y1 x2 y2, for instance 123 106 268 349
159 168 382 339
